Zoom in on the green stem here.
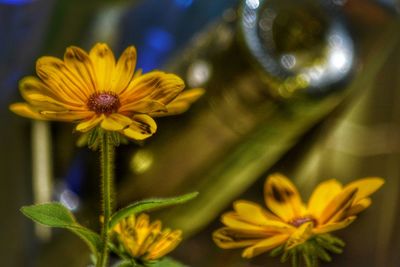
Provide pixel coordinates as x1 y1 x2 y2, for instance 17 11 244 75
97 131 115 267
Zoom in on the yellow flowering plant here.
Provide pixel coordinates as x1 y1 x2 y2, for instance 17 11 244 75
111 213 183 266
10 43 203 145
9 42 386 267
213 173 384 267
12 43 203 267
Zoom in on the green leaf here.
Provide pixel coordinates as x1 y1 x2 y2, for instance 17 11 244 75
21 202 102 254
146 257 188 267
117 263 135 267
112 260 138 267
109 192 199 229
21 202 75 226
70 227 102 254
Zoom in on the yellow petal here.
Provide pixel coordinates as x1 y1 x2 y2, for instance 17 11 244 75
119 100 167 114
20 76 68 104
318 187 358 224
100 113 132 131
233 201 294 234
133 69 142 79
135 214 151 248
121 114 157 140
40 110 93 121
126 214 136 227
241 234 289 258
76 115 103 132
120 71 185 104
64 46 97 93
285 221 313 250
346 198 372 216
36 57 90 101
221 212 271 232
149 220 162 234
212 228 264 249
19 76 83 111
22 93 73 111
138 220 162 256
313 216 356 234
9 103 44 120
172 88 205 102
145 229 182 260
264 173 305 222
308 179 342 218
150 88 205 117
112 223 122 235
215 226 273 240
344 177 384 203
112 46 137 93
89 43 116 92
234 200 282 223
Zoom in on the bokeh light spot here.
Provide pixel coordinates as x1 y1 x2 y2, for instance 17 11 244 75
174 0 193 8
145 28 175 52
246 0 260 10
0 0 34 4
187 60 211 87
130 149 154 175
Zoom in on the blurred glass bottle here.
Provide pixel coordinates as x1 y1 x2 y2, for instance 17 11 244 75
118 0 358 234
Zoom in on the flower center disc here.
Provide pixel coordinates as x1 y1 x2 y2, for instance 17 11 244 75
290 217 316 227
88 92 120 115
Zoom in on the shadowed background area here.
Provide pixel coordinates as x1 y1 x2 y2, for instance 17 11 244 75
0 0 399 266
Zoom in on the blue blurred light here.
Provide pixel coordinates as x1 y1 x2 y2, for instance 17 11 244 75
145 28 175 52
64 153 86 195
138 49 159 72
0 0 34 4
174 0 193 8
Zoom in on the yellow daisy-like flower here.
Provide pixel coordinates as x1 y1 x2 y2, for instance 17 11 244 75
10 43 204 140
112 213 182 261
213 173 384 259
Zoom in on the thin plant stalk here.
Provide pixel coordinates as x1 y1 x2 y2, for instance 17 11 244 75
97 131 115 267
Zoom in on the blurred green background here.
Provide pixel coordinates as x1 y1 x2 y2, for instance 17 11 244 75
1 0 400 266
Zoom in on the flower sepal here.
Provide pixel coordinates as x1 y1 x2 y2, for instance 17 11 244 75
77 127 126 150
270 234 345 267
113 257 187 267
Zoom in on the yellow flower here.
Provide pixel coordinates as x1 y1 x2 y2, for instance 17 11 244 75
112 213 182 261
10 43 204 140
213 173 384 259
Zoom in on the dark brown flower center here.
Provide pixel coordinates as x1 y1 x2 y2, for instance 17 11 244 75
289 217 316 227
87 92 120 115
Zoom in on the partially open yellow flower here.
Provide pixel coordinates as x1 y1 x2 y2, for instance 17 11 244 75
112 213 182 261
10 43 204 140
213 173 384 259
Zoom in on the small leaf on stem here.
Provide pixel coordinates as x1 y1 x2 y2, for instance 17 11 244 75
21 202 102 254
108 192 198 229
